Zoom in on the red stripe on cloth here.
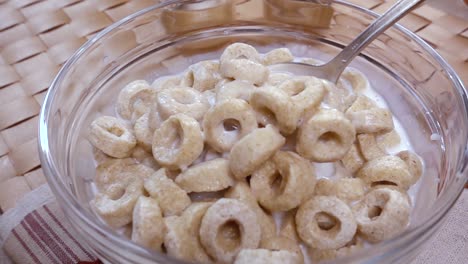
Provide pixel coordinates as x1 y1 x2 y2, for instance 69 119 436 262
33 211 81 262
11 229 41 264
24 214 71 264
21 219 61 264
44 205 95 259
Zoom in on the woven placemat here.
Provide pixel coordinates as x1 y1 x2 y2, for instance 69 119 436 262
0 0 467 213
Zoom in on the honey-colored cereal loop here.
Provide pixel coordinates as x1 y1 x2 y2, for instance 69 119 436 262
131 197 165 251
279 76 326 115
353 188 410 242
216 79 255 102
279 211 300 242
134 112 154 152
263 48 294 65
220 42 262 63
314 178 366 203
296 196 357 250
175 158 235 193
346 95 376 113
151 76 183 92
347 108 394 134
91 177 143 228
297 109 356 162
131 147 160 171
357 133 386 161
338 68 368 92
371 185 411 205
144 168 191 216
229 125 285 179
251 86 300 135
182 60 220 91
116 80 156 120
199 198 261 263
220 58 269 86
322 81 357 112
311 237 363 262
341 144 365 174
397 150 423 185
95 158 154 192
164 202 213 263
89 116 137 158
152 114 204 170
251 151 316 211
267 72 292 86
357 155 413 189
224 181 276 243
156 86 210 121
260 236 304 263
234 249 301 264
203 99 258 152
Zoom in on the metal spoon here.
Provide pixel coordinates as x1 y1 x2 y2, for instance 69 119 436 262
270 0 425 83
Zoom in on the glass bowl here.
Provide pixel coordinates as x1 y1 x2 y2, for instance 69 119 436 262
38 0 468 263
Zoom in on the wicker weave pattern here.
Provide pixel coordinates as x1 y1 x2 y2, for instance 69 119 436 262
0 0 467 213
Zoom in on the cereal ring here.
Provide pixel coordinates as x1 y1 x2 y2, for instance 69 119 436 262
278 76 326 114
131 197 165 251
267 72 292 86
357 155 413 189
251 151 316 211
144 168 191 216
152 114 204 170
131 147 160 171
263 48 294 65
116 80 156 120
341 144 365 174
147 102 163 130
371 185 411 205
314 178 366 203
229 125 285 179
182 60 220 91
322 81 357 112
353 188 410 242
95 158 154 192
296 196 357 250
376 130 401 150
91 177 143 228
225 181 276 243
220 43 262 63
260 236 304 263
151 75 182 92
345 95 376 113
89 116 137 158
134 112 154 152
279 212 300 242
234 249 301 264
156 86 210 121
92 148 114 165
357 134 386 161
251 86 300 135
175 158 235 193
297 109 356 162
397 150 423 185
220 58 269 85
216 80 255 102
338 68 368 92
199 198 261 263
164 202 213 262
203 99 258 152
347 108 394 134
310 236 363 262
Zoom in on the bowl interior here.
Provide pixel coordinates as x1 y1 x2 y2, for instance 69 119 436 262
41 1 468 263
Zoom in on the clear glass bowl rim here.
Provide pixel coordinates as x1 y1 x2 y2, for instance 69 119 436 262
38 0 468 263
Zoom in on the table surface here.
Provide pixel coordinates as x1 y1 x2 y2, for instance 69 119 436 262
0 0 467 261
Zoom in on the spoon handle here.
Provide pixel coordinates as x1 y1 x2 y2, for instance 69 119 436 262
328 0 425 81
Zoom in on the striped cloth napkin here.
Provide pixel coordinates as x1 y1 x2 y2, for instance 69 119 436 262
1 184 467 264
